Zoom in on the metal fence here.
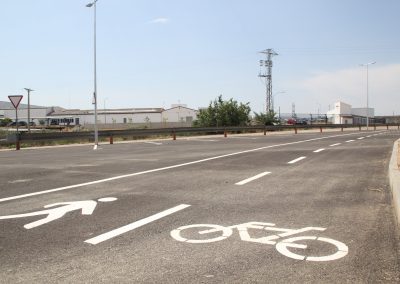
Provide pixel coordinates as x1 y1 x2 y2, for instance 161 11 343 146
1 123 399 150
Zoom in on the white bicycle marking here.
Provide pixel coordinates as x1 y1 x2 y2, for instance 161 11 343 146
170 221 348 262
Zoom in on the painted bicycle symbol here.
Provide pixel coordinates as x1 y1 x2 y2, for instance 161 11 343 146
170 222 348 262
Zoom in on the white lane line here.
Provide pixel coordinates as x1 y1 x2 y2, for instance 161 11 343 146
366 135 372 137
8 179 32 184
346 140 355 143
85 204 191 245
357 137 365 140
288 157 306 164
0 131 379 203
143 141 163 146
330 143 341 147
313 148 325 153
235 172 271 186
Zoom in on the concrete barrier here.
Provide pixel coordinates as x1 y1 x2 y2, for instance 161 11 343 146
389 139 400 227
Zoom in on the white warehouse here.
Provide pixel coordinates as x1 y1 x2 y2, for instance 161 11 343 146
327 101 374 125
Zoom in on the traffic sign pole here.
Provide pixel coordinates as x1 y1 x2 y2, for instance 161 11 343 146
8 95 24 151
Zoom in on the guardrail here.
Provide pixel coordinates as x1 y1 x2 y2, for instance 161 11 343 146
1 123 399 150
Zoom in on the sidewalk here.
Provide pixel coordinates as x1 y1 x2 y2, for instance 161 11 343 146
389 139 400 227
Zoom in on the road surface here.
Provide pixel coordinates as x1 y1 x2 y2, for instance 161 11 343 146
0 130 399 283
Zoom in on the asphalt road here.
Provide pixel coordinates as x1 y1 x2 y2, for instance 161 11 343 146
1 130 400 283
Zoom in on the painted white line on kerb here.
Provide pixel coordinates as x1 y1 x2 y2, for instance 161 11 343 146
0 131 384 203
288 157 306 164
85 204 191 245
313 149 325 153
346 140 355 143
357 137 365 140
235 172 271 186
330 143 341 147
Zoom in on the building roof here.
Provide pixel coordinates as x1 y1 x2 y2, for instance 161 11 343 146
49 108 164 116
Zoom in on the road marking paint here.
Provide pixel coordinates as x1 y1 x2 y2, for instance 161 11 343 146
346 140 355 143
288 157 306 164
357 137 365 140
8 179 32 184
235 172 271 185
0 131 384 203
330 143 341 147
186 138 218 142
313 149 325 153
85 204 191 245
143 141 163 146
231 137 257 139
366 135 372 137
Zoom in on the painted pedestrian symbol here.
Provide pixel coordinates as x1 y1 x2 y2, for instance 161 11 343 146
0 197 117 229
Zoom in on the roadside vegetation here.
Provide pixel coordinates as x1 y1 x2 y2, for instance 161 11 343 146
193 95 252 127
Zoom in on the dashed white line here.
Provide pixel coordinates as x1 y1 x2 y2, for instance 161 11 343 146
313 149 325 153
357 137 365 140
330 143 341 147
235 172 271 186
346 140 355 143
84 204 191 245
0 131 375 203
288 157 306 164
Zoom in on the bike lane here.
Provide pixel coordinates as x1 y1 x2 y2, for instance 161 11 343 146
0 131 399 282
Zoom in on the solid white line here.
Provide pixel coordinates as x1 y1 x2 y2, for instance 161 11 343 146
288 157 306 164
357 137 365 140
346 140 355 143
143 141 163 145
313 148 325 153
84 204 191 245
330 143 341 147
235 172 271 185
0 131 381 203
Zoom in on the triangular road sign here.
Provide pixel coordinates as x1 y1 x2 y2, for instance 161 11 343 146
8 95 23 109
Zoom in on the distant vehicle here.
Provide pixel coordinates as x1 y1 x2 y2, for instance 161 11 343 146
295 119 308 125
7 121 27 127
29 122 36 126
286 118 296 125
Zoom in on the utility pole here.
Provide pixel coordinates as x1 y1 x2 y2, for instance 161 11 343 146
258 49 278 114
292 103 296 119
24 88 34 133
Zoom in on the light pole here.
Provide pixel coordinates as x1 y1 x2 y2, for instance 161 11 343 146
86 0 99 149
24 88 34 133
103 98 108 124
360 61 376 130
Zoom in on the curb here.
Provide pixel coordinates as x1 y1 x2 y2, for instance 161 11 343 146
389 139 400 227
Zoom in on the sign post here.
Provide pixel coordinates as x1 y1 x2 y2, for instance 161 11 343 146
8 95 23 150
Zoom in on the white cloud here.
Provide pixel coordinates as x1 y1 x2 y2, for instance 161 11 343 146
299 64 400 115
149 17 170 24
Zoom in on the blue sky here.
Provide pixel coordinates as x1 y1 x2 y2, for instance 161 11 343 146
1 0 399 115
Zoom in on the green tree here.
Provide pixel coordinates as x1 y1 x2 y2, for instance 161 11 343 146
193 95 251 127
253 111 279 126
0 117 12 127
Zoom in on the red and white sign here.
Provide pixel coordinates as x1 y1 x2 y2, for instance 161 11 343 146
8 95 23 109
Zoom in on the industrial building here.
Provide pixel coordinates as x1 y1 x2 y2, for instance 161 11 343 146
326 101 374 125
0 101 198 128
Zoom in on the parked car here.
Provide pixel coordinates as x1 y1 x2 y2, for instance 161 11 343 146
7 121 27 127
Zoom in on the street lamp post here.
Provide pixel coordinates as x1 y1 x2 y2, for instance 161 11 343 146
360 62 376 130
86 0 99 150
24 88 34 133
